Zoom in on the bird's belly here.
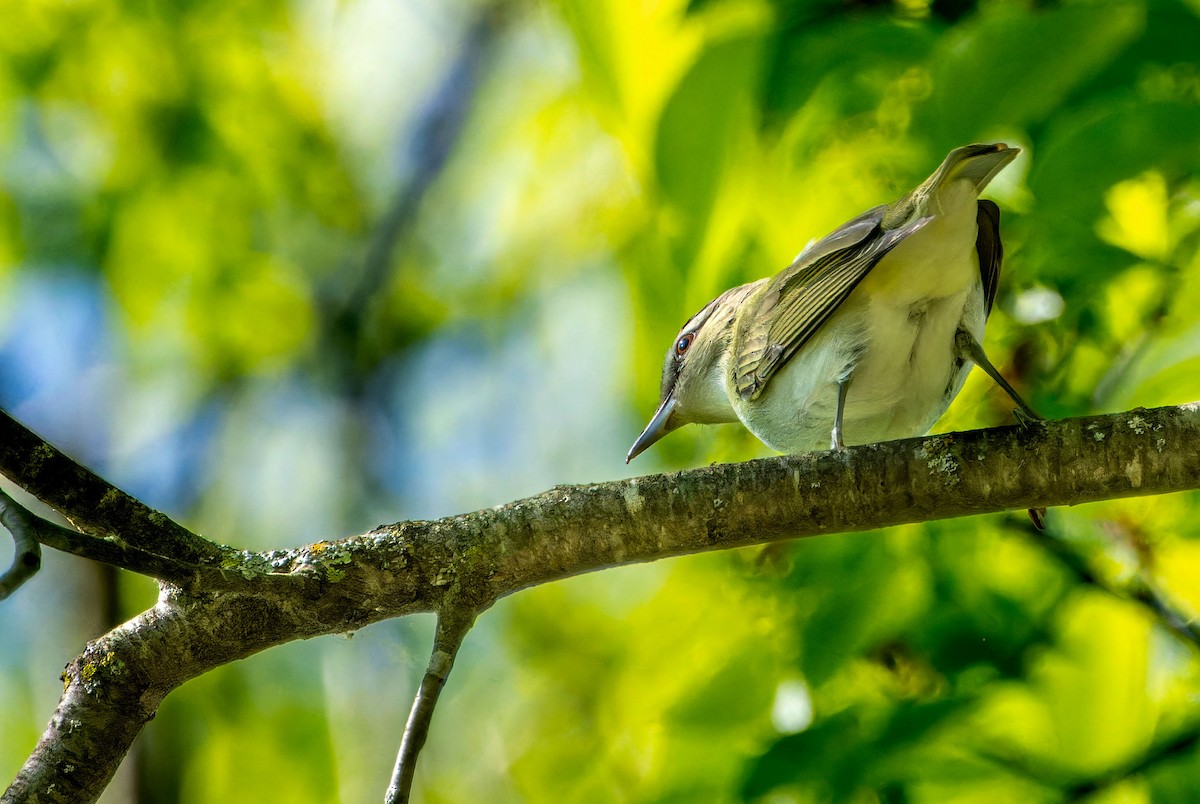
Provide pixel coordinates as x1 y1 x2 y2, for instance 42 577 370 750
844 288 979 439
731 287 985 454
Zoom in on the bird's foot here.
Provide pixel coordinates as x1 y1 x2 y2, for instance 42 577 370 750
1013 407 1044 427
1027 507 1047 530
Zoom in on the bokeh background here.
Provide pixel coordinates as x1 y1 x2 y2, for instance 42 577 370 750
2 0 1200 800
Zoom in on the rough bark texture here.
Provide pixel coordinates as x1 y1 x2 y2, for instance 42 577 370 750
2 402 1199 802
0 410 219 563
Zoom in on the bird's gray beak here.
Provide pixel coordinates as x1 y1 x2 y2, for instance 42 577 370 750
626 396 678 463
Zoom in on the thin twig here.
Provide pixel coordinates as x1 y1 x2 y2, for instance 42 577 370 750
974 703 1200 797
0 410 219 563
0 488 310 596
350 5 500 313
1066 725 1200 800
328 1 506 361
1009 517 1200 652
385 606 476 804
0 490 42 599
1129 575 1200 647
321 1 507 520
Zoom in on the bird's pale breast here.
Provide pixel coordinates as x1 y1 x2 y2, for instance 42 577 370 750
730 179 987 452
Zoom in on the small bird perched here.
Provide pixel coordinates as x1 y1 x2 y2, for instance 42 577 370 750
627 142 1039 464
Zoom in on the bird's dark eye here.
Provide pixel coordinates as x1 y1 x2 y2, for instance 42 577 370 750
675 333 695 356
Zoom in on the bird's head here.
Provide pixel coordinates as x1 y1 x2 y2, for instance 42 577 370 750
626 282 761 462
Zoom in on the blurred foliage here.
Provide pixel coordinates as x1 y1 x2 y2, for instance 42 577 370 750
1 0 1200 802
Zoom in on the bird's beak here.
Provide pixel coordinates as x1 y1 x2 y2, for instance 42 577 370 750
626 395 678 463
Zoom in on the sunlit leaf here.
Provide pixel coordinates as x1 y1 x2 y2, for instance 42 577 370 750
916 2 1143 149
655 32 765 243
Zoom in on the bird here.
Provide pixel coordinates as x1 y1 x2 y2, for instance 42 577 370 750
627 142 1040 467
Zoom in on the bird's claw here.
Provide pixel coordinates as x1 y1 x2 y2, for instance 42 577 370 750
1013 407 1043 427
1027 507 1047 530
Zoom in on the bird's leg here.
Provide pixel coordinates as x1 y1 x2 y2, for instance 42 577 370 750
954 329 1041 424
955 328 1047 529
831 377 851 451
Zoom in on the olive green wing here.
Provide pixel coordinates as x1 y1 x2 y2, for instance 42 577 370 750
732 207 930 401
975 199 1002 316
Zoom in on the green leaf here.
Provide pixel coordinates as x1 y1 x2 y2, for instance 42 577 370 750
1071 0 1200 104
556 0 625 112
916 2 1143 148
784 534 930 686
666 652 776 730
741 698 970 799
763 18 937 130
1026 101 1200 287
741 708 863 798
654 33 764 247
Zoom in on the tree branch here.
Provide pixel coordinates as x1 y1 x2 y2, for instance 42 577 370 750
1011 518 1200 652
0 488 311 596
1066 724 1200 800
0 410 219 564
982 720 1200 799
386 605 477 804
347 2 504 317
0 490 41 600
3 402 1200 802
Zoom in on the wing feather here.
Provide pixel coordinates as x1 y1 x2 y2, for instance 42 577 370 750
975 199 1002 316
732 208 930 401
